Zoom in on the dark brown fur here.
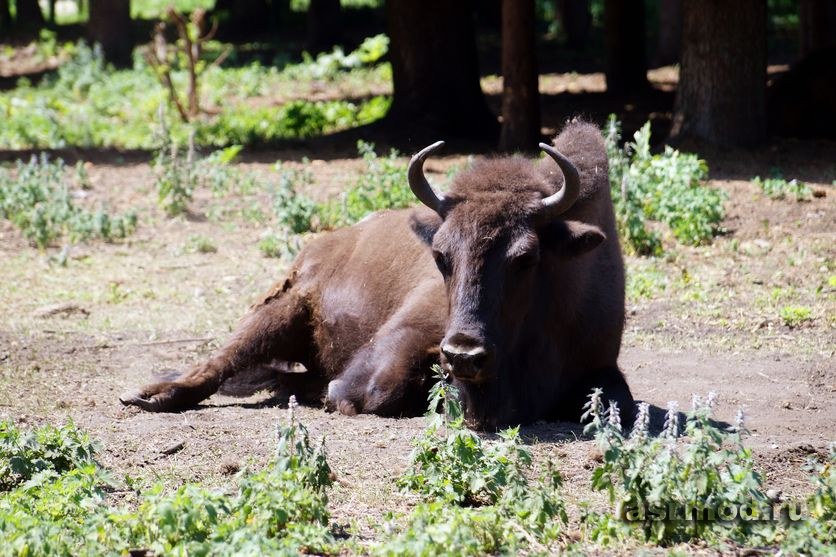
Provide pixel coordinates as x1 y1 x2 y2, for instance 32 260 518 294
120 121 634 428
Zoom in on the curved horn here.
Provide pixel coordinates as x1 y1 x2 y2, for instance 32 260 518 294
537 142 581 222
407 141 445 213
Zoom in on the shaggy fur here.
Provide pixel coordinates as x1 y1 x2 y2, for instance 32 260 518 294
120 120 634 428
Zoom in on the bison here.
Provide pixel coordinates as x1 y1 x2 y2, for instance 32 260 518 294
120 120 635 428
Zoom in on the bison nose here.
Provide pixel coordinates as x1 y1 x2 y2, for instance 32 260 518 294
441 334 493 380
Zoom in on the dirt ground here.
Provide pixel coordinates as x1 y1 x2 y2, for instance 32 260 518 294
0 119 834 552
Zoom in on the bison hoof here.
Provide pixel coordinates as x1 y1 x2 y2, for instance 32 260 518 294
325 379 359 416
119 383 195 412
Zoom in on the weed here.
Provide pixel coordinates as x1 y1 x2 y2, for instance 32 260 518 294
781 444 836 555
0 155 137 249
388 367 567 554
753 176 812 201
258 232 303 260
605 116 726 254
186 235 218 254
0 399 336 555
580 391 776 546
318 141 415 228
0 419 98 491
271 163 319 234
779 305 812 328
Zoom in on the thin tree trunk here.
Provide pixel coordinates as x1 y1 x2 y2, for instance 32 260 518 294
500 0 540 151
652 0 681 66
16 0 45 28
87 0 133 67
306 0 341 53
604 0 648 96
0 0 10 32
671 0 766 146
386 0 497 139
556 0 590 50
799 0 836 57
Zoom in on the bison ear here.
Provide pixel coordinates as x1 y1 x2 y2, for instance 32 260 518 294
546 220 606 256
410 209 442 246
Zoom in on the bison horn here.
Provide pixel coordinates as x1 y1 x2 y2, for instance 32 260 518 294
537 142 581 221
408 141 445 213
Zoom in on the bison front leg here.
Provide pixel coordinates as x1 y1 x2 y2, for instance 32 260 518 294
325 285 444 417
120 284 311 412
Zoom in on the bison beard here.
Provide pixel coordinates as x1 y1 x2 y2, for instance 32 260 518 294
120 120 635 429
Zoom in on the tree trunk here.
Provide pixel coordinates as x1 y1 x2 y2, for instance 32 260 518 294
671 0 766 146
87 0 133 67
604 0 648 96
556 0 590 50
212 0 272 37
306 0 341 53
799 0 836 57
386 0 497 138
652 0 681 66
500 0 540 151
16 0 45 28
0 0 10 32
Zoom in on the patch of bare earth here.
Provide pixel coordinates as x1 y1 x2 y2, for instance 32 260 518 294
0 138 833 553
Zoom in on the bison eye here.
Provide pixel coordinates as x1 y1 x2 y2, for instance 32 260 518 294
512 251 540 270
433 250 451 275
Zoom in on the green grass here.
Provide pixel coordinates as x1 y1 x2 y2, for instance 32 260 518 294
0 39 391 150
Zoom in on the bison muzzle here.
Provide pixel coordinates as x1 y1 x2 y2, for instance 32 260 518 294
120 120 635 428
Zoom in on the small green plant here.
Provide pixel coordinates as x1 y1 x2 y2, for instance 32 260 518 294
271 163 319 234
779 305 812 327
781 443 836 555
0 155 137 249
258 231 303 260
0 420 98 491
388 367 567 554
186 234 218 254
753 176 812 201
605 116 726 254
581 391 776 546
318 141 415 228
0 398 336 555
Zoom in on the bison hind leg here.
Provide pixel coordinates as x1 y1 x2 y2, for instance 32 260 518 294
219 361 325 405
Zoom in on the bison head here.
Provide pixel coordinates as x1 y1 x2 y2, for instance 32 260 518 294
408 142 606 421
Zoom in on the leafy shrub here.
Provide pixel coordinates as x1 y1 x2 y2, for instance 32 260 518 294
318 140 415 228
0 399 336 556
753 176 812 201
781 444 836 555
605 117 726 254
271 163 319 234
0 420 98 491
387 367 567 555
580 390 776 546
285 34 390 81
154 122 256 216
0 155 137 248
